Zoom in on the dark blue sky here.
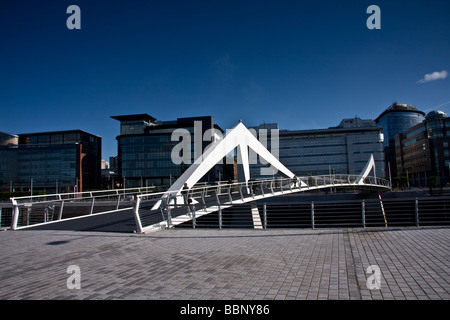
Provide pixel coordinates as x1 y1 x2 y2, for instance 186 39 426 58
1 0 449 159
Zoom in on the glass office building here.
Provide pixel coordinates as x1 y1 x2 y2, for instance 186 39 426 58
395 110 450 186
0 132 19 191
250 118 385 178
112 114 228 187
375 103 425 176
0 130 101 193
375 103 426 147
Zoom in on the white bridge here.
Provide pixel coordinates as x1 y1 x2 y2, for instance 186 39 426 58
8 122 390 233
133 122 390 233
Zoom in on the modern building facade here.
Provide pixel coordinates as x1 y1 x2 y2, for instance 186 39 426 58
0 130 101 193
375 102 426 176
112 114 232 187
0 132 19 191
394 110 450 187
250 117 385 179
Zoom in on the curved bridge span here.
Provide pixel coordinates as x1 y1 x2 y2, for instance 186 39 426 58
134 121 390 233
134 175 390 233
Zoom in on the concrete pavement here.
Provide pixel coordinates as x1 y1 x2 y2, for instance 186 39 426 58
0 227 448 301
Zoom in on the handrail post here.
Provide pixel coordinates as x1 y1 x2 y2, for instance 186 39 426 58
90 197 95 215
133 196 143 234
215 189 221 206
362 200 366 228
201 189 207 212
192 205 196 229
218 203 222 230
10 199 19 230
239 184 244 201
263 203 267 230
415 198 419 227
115 190 120 210
166 199 172 228
58 200 65 220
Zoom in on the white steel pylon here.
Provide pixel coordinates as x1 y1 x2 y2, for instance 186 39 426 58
156 121 295 206
356 154 376 185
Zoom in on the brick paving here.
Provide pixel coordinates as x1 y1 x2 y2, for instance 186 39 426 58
0 227 448 300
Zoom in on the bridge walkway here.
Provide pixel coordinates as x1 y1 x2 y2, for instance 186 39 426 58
135 175 391 233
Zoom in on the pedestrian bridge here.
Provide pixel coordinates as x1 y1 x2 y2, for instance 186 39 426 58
8 122 390 233
133 121 390 233
134 174 390 233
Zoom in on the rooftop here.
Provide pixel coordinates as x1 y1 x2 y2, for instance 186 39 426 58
18 129 101 138
111 114 157 123
375 102 426 122
426 110 447 119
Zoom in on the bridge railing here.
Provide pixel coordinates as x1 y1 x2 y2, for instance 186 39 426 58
7 174 389 231
134 175 391 233
8 186 167 230
173 196 450 229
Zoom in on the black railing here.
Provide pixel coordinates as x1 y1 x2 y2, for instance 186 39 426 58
173 197 450 229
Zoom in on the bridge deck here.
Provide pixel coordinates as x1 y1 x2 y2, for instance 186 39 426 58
136 179 390 233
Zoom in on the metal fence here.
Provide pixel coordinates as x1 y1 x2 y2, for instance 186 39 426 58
172 197 450 229
7 186 166 230
0 204 12 229
5 174 391 231
4 184 448 232
134 175 391 233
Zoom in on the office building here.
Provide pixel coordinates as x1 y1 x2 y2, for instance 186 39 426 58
0 132 19 191
375 102 426 175
250 117 385 178
112 114 231 187
394 110 450 186
0 130 101 193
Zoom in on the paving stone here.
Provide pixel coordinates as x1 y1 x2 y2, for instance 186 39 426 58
0 227 448 300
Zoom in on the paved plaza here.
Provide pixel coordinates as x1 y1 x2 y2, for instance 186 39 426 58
0 226 448 301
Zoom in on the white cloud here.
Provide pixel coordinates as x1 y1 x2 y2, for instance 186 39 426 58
418 70 448 83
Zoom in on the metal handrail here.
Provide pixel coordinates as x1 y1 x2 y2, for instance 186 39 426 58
138 174 390 200
10 186 166 204
170 196 450 230
8 174 390 231
9 186 169 230
134 175 391 233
